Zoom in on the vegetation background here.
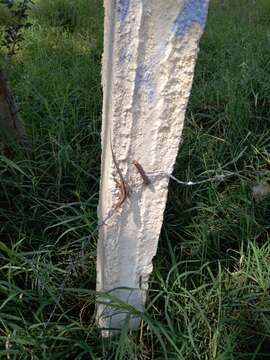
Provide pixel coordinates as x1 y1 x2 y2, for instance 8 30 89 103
0 0 270 358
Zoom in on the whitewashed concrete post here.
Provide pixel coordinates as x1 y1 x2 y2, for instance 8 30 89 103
97 0 209 331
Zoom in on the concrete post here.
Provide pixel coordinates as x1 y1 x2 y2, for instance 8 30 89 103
97 0 209 332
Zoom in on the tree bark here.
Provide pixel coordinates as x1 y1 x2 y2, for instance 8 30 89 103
0 68 26 143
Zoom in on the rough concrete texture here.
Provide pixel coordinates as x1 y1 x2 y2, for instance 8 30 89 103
96 0 209 332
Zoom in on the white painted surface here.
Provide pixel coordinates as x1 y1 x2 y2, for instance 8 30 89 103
96 0 209 331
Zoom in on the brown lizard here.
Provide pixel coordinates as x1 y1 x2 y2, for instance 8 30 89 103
110 131 129 209
133 160 150 186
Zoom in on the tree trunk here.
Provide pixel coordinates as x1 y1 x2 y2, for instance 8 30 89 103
0 68 26 143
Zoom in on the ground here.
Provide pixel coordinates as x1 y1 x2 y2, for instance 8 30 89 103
0 0 270 359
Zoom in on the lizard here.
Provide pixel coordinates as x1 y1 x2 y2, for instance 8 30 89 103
110 131 129 209
133 160 150 186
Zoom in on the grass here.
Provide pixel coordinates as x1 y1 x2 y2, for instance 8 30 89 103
1 0 270 358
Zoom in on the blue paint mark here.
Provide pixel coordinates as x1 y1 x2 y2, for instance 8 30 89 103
135 63 156 103
119 48 126 64
119 48 132 64
134 64 146 93
173 0 208 37
117 0 130 24
148 87 155 103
